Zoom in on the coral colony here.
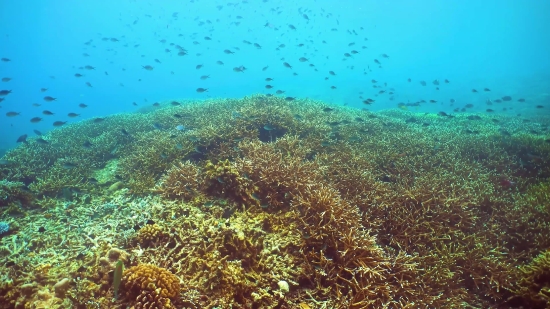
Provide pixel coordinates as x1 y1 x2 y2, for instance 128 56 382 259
1 96 550 308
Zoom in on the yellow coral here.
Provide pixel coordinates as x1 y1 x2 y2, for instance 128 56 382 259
122 264 180 309
136 224 166 246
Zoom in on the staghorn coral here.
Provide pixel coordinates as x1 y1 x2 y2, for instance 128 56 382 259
0 96 549 308
122 264 181 309
510 249 550 308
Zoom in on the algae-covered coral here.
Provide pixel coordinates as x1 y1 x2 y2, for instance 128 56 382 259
0 95 549 308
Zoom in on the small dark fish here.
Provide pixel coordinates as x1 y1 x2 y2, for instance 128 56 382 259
196 64 203 70
502 96 512 101
74 73 84 77
223 49 234 54
40 88 48 92
472 89 478 93
53 121 67 127
265 85 273 89
142 65 154 71
196 88 208 93
2 77 12 82
484 88 491 92
437 111 449 116
265 78 273 81
62 162 77 169
121 128 130 135
42 110 54 115
285 97 295 101
6 111 20 117
262 66 269 71
433 80 439 85
0 90 12 96
43 96 56 102
35 138 49 145
93 117 105 123
283 62 292 69
79 103 88 108
420 81 426 86
517 98 525 102
30 117 42 123
323 107 334 112
299 57 308 62
84 65 95 70
67 113 80 118
275 90 285 94
374 59 381 64
82 141 93 148
1 58 11 62
153 123 163 130
536 105 544 109
33 129 42 135
85 82 92 87
329 71 336 75
16 134 27 143
486 109 494 112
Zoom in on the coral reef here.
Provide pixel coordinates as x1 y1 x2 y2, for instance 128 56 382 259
0 96 549 308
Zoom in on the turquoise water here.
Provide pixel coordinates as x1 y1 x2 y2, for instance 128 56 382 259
1 0 549 150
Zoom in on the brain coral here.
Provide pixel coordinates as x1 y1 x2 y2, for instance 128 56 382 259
122 264 181 308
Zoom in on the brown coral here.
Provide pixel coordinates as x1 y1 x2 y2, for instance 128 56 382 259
136 224 167 247
122 264 181 308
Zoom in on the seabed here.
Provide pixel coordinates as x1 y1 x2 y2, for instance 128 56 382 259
1 95 550 309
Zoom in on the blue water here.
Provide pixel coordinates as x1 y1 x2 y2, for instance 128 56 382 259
1 0 549 153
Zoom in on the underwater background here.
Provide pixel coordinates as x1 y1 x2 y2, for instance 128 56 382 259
1 1 550 309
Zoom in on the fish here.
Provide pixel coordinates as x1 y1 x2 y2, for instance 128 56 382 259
200 75 210 80
74 73 84 77
1 77 11 82
196 88 208 93
223 49 234 54
6 111 20 117
82 141 93 148
43 96 56 102
86 82 92 87
265 85 273 89
40 88 48 92
329 71 336 75
67 113 80 118
79 103 88 108
35 138 49 145
53 121 67 127
84 65 95 70
93 117 105 123
142 65 154 70
299 57 308 62
33 129 42 135
62 162 77 169
502 96 512 101
484 88 491 91
30 117 42 123
1 58 11 62
42 110 54 115
196 64 203 70
16 134 27 143
420 81 426 86
0 90 12 96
